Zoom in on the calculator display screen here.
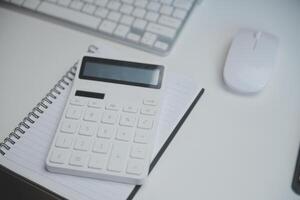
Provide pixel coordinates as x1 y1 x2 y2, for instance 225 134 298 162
79 57 164 89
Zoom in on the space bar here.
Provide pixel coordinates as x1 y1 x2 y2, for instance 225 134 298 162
37 2 101 29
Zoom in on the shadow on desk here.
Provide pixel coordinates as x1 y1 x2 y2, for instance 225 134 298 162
0 165 63 200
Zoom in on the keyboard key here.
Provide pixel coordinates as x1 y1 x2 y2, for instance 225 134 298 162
79 122 97 136
119 114 137 127
107 11 121 22
173 0 193 10
94 0 107 7
98 124 116 138
66 106 82 119
158 15 181 29
88 99 103 108
116 127 134 141
106 102 120 111
133 19 147 31
134 129 149 144
88 154 106 169
132 8 146 18
70 97 86 106
140 106 157 116
114 24 130 38
143 99 158 106
69 151 88 166
23 0 41 10
74 136 91 151
120 4 134 15
107 1 121 11
11 0 24 6
141 32 157 46
38 2 101 29
154 40 169 51
123 104 138 113
95 7 109 18
161 0 173 5
160 5 173 15
126 159 144 175
120 15 134 26
145 11 159 22
55 135 73 149
50 149 69 164
173 8 187 19
138 117 153 129
107 142 130 172
146 23 176 40
134 0 147 8
58 0 71 6
121 0 134 3
99 20 117 33
83 109 101 122
127 33 141 42
102 111 118 124
60 120 78 134
92 139 110 154
82 3 97 14
70 1 84 10
147 2 160 12
131 144 147 159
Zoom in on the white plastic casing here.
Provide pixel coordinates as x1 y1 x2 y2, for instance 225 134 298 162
223 29 279 94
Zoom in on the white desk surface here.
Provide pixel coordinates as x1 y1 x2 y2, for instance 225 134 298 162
1 0 300 199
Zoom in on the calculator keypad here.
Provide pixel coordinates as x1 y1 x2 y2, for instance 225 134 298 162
48 96 159 184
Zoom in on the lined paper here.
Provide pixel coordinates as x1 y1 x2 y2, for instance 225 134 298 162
0 71 201 200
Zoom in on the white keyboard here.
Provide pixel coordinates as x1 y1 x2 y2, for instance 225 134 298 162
2 0 199 55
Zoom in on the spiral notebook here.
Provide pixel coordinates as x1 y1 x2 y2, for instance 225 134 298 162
0 46 204 200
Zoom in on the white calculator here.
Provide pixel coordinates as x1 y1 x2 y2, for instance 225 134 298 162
46 56 165 185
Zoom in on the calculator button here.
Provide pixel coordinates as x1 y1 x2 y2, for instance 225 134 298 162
88 154 106 169
98 125 116 139
70 97 86 106
123 104 138 113
83 109 101 122
69 151 88 167
60 120 78 134
88 99 103 108
106 103 120 111
119 114 137 127
130 144 147 159
126 159 144 175
65 106 82 119
138 117 153 129
143 99 157 106
116 127 134 142
140 106 157 116
92 139 110 154
74 136 91 151
102 111 118 125
79 123 97 136
134 130 149 144
50 149 69 164
55 135 73 149
107 142 130 172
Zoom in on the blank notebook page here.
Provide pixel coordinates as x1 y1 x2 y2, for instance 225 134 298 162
0 71 201 200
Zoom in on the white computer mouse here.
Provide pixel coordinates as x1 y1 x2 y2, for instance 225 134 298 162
223 29 279 94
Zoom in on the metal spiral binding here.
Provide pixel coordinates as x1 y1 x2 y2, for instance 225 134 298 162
0 65 77 156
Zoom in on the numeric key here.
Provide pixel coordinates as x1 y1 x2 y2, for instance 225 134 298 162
107 142 130 172
83 109 101 122
65 106 82 119
60 120 78 134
